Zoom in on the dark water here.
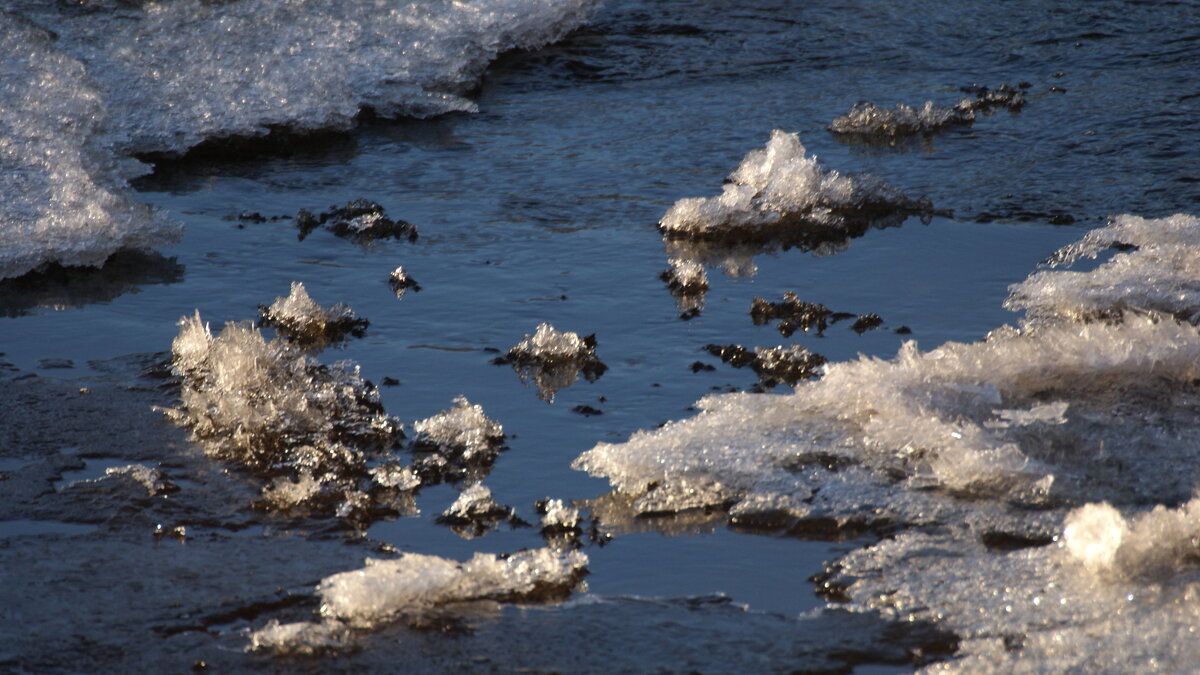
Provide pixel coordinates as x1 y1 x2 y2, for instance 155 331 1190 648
2 0 1199 671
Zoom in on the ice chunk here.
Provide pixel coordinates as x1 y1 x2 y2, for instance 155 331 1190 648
258 282 368 347
319 548 589 626
246 619 351 656
0 14 179 280
537 498 582 534
437 484 516 538
1064 498 1200 580
660 258 709 294
576 314 1200 516
1007 214 1200 324
104 464 177 497
412 396 505 465
658 131 928 245
498 323 608 402
369 462 421 492
164 311 405 520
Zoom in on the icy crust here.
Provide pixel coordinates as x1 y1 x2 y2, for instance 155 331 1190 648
835 528 1200 674
165 312 409 519
12 0 599 155
0 14 179 280
258 282 368 347
1006 213 1200 324
828 84 1025 138
248 547 589 654
576 315 1200 520
2 0 594 278
658 131 929 246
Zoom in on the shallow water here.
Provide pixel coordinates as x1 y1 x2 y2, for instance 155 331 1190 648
3 0 1200 671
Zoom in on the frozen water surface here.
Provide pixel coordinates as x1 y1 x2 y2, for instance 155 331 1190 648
3 0 1200 671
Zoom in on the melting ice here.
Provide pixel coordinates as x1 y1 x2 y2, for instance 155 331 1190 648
576 213 1200 670
0 0 597 278
658 130 929 246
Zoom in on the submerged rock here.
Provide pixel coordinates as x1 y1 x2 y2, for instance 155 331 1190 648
296 199 418 244
494 323 608 402
258 281 368 347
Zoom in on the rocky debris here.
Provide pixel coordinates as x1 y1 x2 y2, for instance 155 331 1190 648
751 293 887 336
704 343 828 387
295 199 418 244
257 281 368 347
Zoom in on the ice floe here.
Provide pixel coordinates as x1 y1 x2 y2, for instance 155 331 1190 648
576 212 1200 670
1 0 596 278
1006 213 1200 325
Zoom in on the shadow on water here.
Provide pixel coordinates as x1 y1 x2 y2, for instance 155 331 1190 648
0 250 185 318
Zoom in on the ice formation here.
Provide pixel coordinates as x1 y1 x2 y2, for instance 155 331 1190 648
1006 213 1200 325
437 484 516 538
828 84 1025 138
2 0 596 277
164 311 410 520
498 323 608 402
105 464 178 497
658 130 929 245
576 213 1200 670
258 282 368 347
249 547 589 653
0 14 179 280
